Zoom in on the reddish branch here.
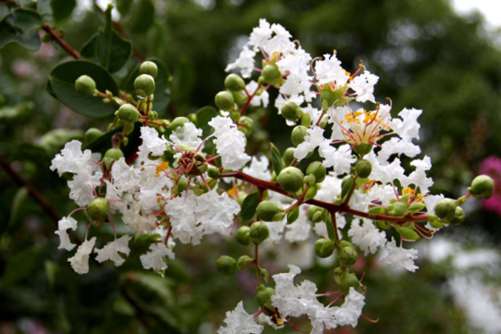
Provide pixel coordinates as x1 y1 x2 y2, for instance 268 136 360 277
221 170 429 225
41 24 81 59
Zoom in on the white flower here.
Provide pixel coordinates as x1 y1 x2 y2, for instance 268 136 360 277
285 209 311 242
293 126 326 161
109 158 139 194
247 81 269 107
165 190 240 244
405 156 433 193
95 235 131 266
218 301 263 334
249 19 295 55
365 151 406 185
68 237 96 274
137 127 167 161
349 71 379 103
319 143 355 175
55 216 78 251
168 122 203 149
391 107 422 141
209 116 250 170
348 219 386 255
50 140 100 176
331 288 366 327
314 53 349 86
378 137 420 161
243 156 271 180
226 45 256 78
378 239 418 272
315 175 342 202
140 241 175 271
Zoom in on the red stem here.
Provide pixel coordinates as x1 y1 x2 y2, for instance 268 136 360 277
41 24 80 59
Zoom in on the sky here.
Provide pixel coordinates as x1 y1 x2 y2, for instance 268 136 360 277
452 0 501 27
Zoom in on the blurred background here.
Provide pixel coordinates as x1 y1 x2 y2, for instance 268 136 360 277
1 0 501 333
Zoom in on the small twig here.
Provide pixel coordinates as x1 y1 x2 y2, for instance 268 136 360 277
41 24 80 59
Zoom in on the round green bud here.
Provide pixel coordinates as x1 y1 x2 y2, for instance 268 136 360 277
256 200 283 221
301 112 312 127
134 74 155 96
315 238 335 258
354 143 372 156
237 255 254 269
334 269 359 291
207 165 220 179
235 226 251 245
277 166 304 193
116 103 140 123
139 61 158 77
232 90 248 106
169 116 190 131
291 125 308 146
304 174 316 187
469 175 494 199
354 159 372 178
434 198 457 219
224 73 246 91
256 285 274 308
239 116 254 136
395 225 420 241
387 201 408 217
307 206 326 223
452 206 465 224
249 221 269 244
75 75 96 95
87 197 109 221
84 128 103 144
214 90 235 110
282 147 296 165
306 161 326 183
281 101 302 121
341 176 355 199
103 148 124 169
261 64 281 84
338 240 358 265
216 255 237 274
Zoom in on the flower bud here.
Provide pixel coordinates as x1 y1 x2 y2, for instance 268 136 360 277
287 206 300 224
214 90 234 110
315 238 335 258
139 61 158 77
354 143 372 156
469 175 494 199
261 64 281 85
291 125 308 146
207 165 220 179
395 225 420 241
75 75 96 95
249 221 269 244
304 185 318 201
301 112 312 127
256 200 283 221
169 116 189 131
256 285 274 308
134 74 156 96
103 148 123 169
353 159 372 178
116 103 140 123
341 176 355 199
334 268 359 291
408 202 426 213
277 166 304 192
84 128 103 144
87 197 109 221
387 201 408 217
434 198 457 219
338 240 358 265
282 147 295 165
308 206 326 222
235 226 251 245
216 255 237 274
306 161 326 183
224 73 246 91
239 116 254 136
237 255 254 269
281 101 302 121
232 90 248 106
452 206 465 224
304 174 316 187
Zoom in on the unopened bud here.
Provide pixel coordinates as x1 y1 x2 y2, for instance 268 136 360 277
134 74 155 96
87 197 109 221
315 238 335 258
75 75 96 95
256 200 283 221
224 73 246 91
277 166 304 192
169 116 189 131
84 128 103 144
216 255 237 274
116 103 140 123
434 198 457 219
354 159 372 178
249 221 269 244
469 175 494 199
281 101 302 121
261 64 281 85
214 90 235 110
235 226 251 245
306 161 326 183
103 148 123 169
139 61 158 77
291 125 308 146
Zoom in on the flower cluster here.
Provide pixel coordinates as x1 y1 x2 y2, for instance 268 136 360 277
51 20 494 332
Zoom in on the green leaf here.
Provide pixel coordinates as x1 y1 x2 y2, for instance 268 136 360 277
47 60 118 118
127 0 154 33
1 244 47 286
50 0 76 22
269 143 284 175
7 187 28 231
195 106 218 137
0 8 41 51
240 191 260 221
80 7 132 73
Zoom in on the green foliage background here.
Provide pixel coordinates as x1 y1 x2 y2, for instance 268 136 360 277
0 0 500 333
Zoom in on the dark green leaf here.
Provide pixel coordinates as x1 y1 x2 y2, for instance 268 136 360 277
196 106 218 137
1 244 47 286
240 191 260 220
127 0 154 33
0 9 41 51
269 143 284 175
7 187 28 231
47 60 118 118
50 0 76 22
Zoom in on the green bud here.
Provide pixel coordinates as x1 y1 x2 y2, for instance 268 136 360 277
341 176 355 199
368 206 386 215
354 143 372 156
237 255 254 269
176 176 188 194
287 206 300 224
116 103 140 123
256 285 274 308
87 197 109 221
452 206 465 224
207 165 220 179
249 221 269 244
239 116 254 136
277 166 304 192
334 268 359 291
308 206 326 223
291 125 308 146
170 116 190 131
134 74 156 96
354 159 372 178
75 75 96 95
282 147 296 165
387 201 408 217
301 112 312 127
434 198 457 219
338 240 358 265
139 61 158 77
395 225 420 241
281 101 302 121
103 148 123 169
261 64 281 85
235 226 251 245
408 202 426 213
306 161 326 183
216 255 237 274
232 90 248 107
256 200 283 221
304 174 316 187
84 128 103 144
214 90 235 110
304 185 318 201
315 238 335 258
469 175 494 199
224 73 246 91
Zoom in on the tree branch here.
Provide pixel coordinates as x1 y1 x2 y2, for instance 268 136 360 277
41 24 80 59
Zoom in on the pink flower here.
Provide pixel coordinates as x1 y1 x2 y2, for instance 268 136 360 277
479 156 501 216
